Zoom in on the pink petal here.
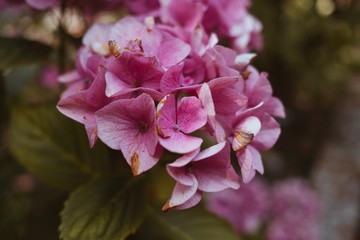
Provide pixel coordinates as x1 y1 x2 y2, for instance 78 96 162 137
233 101 264 128
252 114 281 151
58 70 81 83
84 115 98 148
168 148 200 167
167 190 202 210
248 146 263 174
95 94 159 175
157 94 177 137
162 177 198 211
235 53 256 70
193 141 226 162
105 52 164 97
178 96 207 134
234 116 261 135
245 72 272 107
159 131 203 154
105 72 131 97
198 83 216 133
192 142 240 191
158 34 191 68
167 150 199 186
236 148 256 183
83 23 112 56
57 67 108 131
109 17 145 50
160 0 206 31
264 96 285 118
160 64 183 93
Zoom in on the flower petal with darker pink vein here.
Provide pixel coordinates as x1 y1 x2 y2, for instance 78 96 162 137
95 93 160 175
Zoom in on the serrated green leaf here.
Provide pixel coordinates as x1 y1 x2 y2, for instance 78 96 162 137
132 207 241 240
60 175 147 240
8 104 111 190
0 37 52 70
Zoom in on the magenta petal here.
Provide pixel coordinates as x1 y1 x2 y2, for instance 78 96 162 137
167 149 200 186
169 190 202 210
84 115 98 148
157 94 176 137
57 68 109 147
163 176 198 211
167 166 195 186
192 142 240 191
248 146 264 174
95 94 159 175
160 64 183 93
158 35 191 68
177 96 207 134
105 52 164 97
264 96 286 118
160 0 206 31
252 114 281 151
193 141 226 162
236 148 256 183
246 72 273 106
57 92 92 124
58 70 80 83
105 72 131 97
159 132 203 154
109 17 145 50
198 83 216 132
168 148 201 167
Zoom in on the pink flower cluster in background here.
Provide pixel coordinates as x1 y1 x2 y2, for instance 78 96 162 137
207 178 321 240
56 0 285 210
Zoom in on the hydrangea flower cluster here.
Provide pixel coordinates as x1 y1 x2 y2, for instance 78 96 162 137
56 0 284 211
207 178 321 240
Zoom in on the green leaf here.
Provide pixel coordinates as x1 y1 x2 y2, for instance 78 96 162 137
0 37 52 70
133 207 241 240
8 104 111 190
60 175 147 240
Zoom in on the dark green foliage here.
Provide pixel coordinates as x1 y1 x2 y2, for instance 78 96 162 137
130 207 240 240
60 175 147 240
8 104 111 190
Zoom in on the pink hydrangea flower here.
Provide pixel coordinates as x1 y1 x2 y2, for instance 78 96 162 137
163 142 240 211
109 16 191 68
157 94 207 154
39 64 59 89
206 178 269 234
203 0 263 53
55 0 284 207
266 179 321 240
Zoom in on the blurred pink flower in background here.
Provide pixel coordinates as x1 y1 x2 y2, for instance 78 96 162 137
206 178 269 234
207 178 321 239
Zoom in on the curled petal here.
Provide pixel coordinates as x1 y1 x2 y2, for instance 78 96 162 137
162 175 199 211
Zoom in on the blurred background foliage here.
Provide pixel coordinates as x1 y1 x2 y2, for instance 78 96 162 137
252 0 360 178
0 0 360 239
